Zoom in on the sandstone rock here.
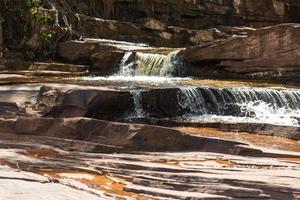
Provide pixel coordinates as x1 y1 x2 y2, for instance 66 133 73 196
70 14 230 47
91 50 124 75
29 62 89 73
58 40 123 64
76 14 146 39
171 121 300 141
0 166 109 200
1 133 300 200
48 0 300 30
180 23 300 84
140 18 166 31
37 85 134 120
0 102 20 118
6 116 263 154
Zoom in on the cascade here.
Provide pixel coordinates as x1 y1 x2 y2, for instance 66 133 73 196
178 87 300 126
117 51 183 77
131 90 146 118
118 52 135 76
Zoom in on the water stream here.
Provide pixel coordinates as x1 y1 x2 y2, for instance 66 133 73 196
177 87 300 126
74 45 300 127
117 51 183 77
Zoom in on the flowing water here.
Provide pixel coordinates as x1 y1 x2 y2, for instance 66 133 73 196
117 51 183 77
177 87 300 126
74 45 300 127
131 90 146 118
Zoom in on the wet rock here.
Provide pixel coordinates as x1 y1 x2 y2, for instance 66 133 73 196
37 86 134 120
91 50 125 75
140 88 183 118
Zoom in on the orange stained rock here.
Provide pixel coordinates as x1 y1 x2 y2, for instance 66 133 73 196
154 159 236 168
25 148 60 158
33 169 152 199
215 159 236 167
279 157 300 163
179 127 300 153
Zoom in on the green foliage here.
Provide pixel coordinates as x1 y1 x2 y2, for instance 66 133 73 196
22 0 54 25
40 30 56 57
23 0 42 9
20 0 56 58
41 30 54 44
31 7 54 25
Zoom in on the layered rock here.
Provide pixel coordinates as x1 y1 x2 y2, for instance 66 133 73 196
2 116 258 153
180 23 300 85
1 124 300 199
48 0 300 29
0 83 298 140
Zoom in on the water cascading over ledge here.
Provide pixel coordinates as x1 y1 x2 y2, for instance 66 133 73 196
117 51 184 77
128 86 300 127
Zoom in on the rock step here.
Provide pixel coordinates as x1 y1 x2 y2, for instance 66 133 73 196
179 24 300 85
164 121 300 141
61 13 231 48
0 70 89 77
0 116 266 155
29 62 89 73
0 83 298 140
2 59 90 73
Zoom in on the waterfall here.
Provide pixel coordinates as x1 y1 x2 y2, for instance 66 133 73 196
178 87 300 126
117 51 183 77
118 52 135 76
178 87 208 115
131 90 146 118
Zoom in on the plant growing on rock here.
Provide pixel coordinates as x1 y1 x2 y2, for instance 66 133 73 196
40 30 56 57
31 7 54 25
41 30 54 44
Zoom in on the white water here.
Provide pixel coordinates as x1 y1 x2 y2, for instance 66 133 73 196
178 87 300 127
131 90 146 118
117 51 183 77
79 75 190 83
73 40 300 127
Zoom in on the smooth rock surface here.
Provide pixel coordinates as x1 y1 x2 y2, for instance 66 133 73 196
0 131 300 199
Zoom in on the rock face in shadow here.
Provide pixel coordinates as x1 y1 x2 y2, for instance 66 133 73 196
180 24 300 85
37 85 134 120
48 0 300 29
